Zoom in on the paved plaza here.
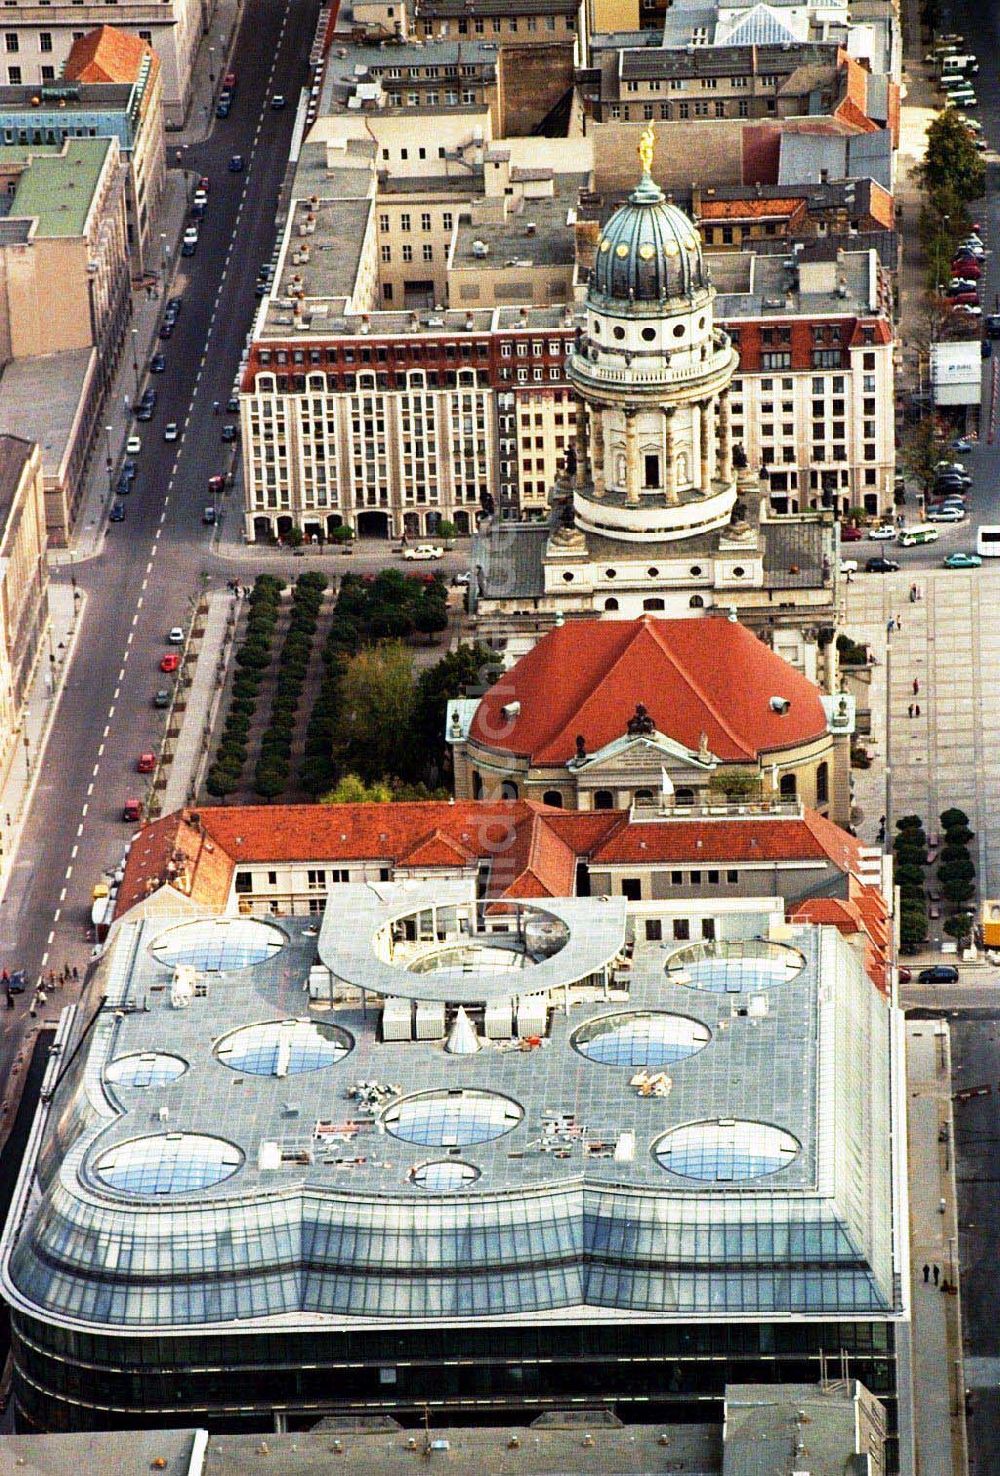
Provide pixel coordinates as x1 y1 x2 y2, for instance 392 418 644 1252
846 570 1000 898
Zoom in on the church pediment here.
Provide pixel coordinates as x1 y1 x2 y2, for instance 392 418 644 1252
567 728 718 774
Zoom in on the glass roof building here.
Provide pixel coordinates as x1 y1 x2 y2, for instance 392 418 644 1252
0 881 907 1450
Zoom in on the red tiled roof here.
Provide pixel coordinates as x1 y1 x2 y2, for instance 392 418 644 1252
790 869 891 996
64 25 156 84
114 811 234 917
698 197 804 222
469 617 828 766
116 800 864 921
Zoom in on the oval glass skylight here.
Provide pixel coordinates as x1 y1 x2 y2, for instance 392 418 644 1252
151 918 285 972
572 1011 710 1067
666 939 806 994
215 1019 352 1076
410 1160 481 1190
383 1089 523 1147
105 1053 189 1089
93 1134 244 1195
653 1119 800 1182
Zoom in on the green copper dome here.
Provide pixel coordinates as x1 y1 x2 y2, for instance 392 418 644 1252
590 171 708 308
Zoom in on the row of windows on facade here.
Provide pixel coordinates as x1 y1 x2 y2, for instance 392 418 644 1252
382 89 480 106
255 342 568 368
233 867 760 900
435 13 572 32
379 211 454 233
610 99 757 120
476 768 819 807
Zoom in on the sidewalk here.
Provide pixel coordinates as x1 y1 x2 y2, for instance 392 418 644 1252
0 584 85 926
907 1019 969 1476
48 170 192 569
48 0 245 566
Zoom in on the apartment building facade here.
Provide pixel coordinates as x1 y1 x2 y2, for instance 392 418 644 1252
0 434 46 804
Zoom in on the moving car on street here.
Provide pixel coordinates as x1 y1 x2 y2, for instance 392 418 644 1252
403 544 444 561
866 556 900 572
126 434 141 455
943 551 982 568
917 965 959 985
137 752 156 774
160 652 181 673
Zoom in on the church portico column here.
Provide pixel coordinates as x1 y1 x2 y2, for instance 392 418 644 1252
699 397 712 490
574 397 589 488
593 407 606 498
663 407 678 505
718 388 733 485
625 410 640 505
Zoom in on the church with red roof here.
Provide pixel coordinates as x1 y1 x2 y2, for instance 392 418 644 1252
454 614 851 823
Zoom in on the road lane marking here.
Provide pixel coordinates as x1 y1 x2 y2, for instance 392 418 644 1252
59 889 66 903
53 909 60 923
102 725 109 739
92 763 100 777
86 783 93 796
81 804 88 818
108 706 114 719
97 744 104 757
137 596 143 610
47 930 54 944
76 825 83 839
40 952 47 968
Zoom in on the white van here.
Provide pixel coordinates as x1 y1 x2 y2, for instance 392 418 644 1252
899 524 940 548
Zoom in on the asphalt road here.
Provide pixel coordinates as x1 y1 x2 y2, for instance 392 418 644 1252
0 0 320 998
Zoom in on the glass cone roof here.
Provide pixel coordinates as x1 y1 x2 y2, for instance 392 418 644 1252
667 940 806 993
215 1019 352 1076
572 1011 710 1067
94 1134 244 1195
151 919 285 972
383 1089 523 1147
410 1160 481 1190
105 1053 188 1089
654 1119 800 1182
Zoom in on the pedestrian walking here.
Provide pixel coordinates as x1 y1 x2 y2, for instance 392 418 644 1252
908 704 914 719
896 615 903 630
910 584 917 603
72 966 78 983
887 618 895 634
912 677 920 696
933 1264 940 1286
915 703 921 717
923 1263 930 1283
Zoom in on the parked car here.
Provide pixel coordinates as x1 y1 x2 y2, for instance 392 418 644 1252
160 652 181 673
917 965 959 985
945 289 979 306
868 525 897 540
166 296 182 318
271 93 286 109
181 236 197 257
158 319 174 340
951 437 974 452
865 556 900 573
403 544 444 561
122 458 137 481
226 395 239 414
215 98 231 118
221 423 238 442
928 506 967 522
897 966 912 985
840 523 863 542
109 500 126 523
198 176 210 192
943 551 982 567
229 154 244 172
168 626 184 644
135 403 154 423
126 434 141 455
193 188 208 208
203 505 217 525
137 751 156 774
151 353 167 373
153 687 172 709
122 797 142 823
116 471 132 498
208 474 225 495
7 969 27 994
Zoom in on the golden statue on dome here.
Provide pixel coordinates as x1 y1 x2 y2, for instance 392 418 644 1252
638 124 655 176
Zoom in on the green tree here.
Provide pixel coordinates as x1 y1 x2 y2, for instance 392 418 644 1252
900 906 928 949
322 773 394 804
940 807 970 830
899 419 942 494
944 912 974 946
707 768 763 800
410 642 494 783
917 110 986 206
334 642 415 782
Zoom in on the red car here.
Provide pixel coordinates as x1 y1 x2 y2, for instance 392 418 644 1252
137 751 156 773
160 652 181 673
897 966 912 985
951 257 982 278
208 474 225 495
840 524 863 542
948 291 980 307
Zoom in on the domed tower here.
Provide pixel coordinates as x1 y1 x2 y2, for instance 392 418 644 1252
566 128 740 543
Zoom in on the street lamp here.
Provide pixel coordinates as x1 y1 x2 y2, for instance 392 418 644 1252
131 327 140 398
160 231 168 279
